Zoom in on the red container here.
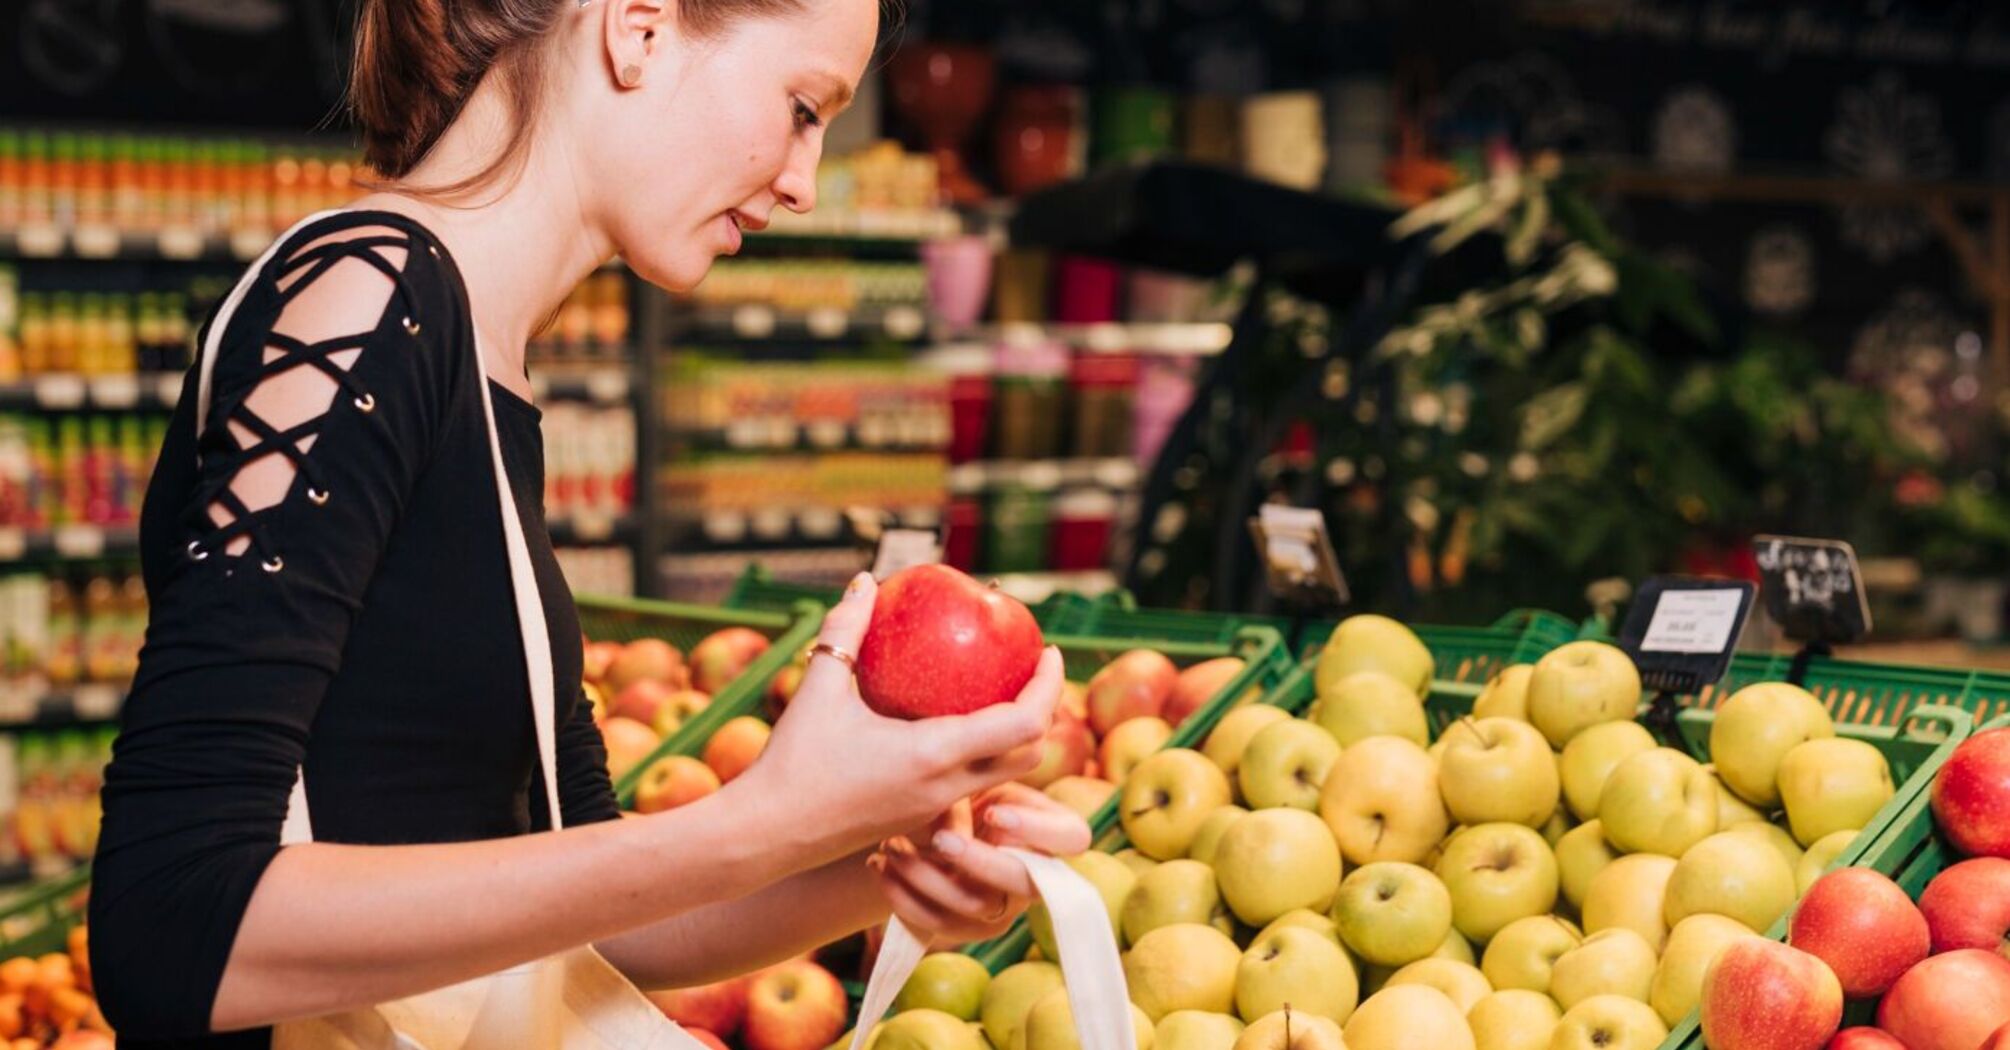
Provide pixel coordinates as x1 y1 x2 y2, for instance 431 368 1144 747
944 496 983 571
1054 256 1122 324
948 373 994 464
1049 489 1117 571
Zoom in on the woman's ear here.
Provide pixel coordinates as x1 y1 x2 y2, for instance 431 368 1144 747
601 0 676 89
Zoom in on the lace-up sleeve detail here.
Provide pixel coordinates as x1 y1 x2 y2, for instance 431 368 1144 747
89 216 469 1039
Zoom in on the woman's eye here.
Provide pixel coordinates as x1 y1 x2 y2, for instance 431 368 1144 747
793 100 823 131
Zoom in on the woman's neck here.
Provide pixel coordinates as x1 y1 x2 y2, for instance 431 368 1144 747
353 81 614 392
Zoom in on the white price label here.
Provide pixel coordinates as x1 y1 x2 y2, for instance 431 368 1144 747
806 307 849 339
884 306 926 341
71 684 122 719
53 525 104 559
731 304 777 340
89 375 140 409
229 228 271 261
32 375 86 410
15 224 63 258
584 370 630 403
157 226 205 260
71 225 120 259
567 512 615 543
806 420 847 449
872 528 941 579
1640 589 1747 654
750 508 792 540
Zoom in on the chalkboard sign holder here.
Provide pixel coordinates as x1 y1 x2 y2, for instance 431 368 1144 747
1248 504 1349 652
1617 577 1758 746
1751 535 1871 688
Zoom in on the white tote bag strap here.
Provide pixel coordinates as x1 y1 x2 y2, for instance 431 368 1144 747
849 850 1136 1050
189 210 561 844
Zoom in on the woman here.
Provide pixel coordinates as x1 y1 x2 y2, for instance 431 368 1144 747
89 0 1089 1044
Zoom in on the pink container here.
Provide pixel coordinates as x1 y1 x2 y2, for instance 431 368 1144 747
1133 357 1198 467
921 235 996 328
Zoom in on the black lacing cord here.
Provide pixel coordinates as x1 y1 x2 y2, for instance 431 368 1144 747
185 233 426 573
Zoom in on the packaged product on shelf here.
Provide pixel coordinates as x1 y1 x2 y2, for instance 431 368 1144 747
42 580 79 691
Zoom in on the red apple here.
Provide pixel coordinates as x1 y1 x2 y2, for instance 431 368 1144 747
583 640 624 685
685 1029 730 1050
691 628 772 695
1701 939 1843 1050
1790 868 1930 997
633 755 721 814
856 565 1044 719
743 959 847 1050
1933 727 2010 858
1018 709 1094 789
1918 857 2010 956
703 716 771 784
1825 1030 1907 1050
648 976 751 1037
1059 680 1088 722
1085 649 1178 736
1163 657 1250 728
612 678 674 725
648 689 714 738
599 717 660 780
608 637 686 692
582 681 610 725
1879 949 2010 1050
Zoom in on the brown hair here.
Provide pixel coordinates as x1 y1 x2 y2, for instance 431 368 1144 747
348 0 809 192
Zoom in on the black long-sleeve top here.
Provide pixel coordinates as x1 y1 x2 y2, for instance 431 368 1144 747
88 210 623 1048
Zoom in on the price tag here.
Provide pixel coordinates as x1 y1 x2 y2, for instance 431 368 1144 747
71 225 119 259
806 307 849 339
797 506 843 539
53 525 104 559
750 508 792 540
1247 503 1349 609
1617 576 1757 693
702 511 749 543
883 306 926 341
871 527 942 579
731 304 777 340
31 375 86 410
15 224 62 258
1752 534 1871 644
88 375 140 409
157 226 205 260
806 420 848 449
584 369 630 404
0 529 25 561
71 684 122 719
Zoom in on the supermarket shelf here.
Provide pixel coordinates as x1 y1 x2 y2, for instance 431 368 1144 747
671 504 943 549
668 419 948 454
944 321 1234 357
990 570 1122 605
674 302 931 343
950 457 1143 492
548 513 637 546
0 372 184 411
0 685 123 729
0 525 141 561
527 365 635 405
755 208 962 242
0 222 271 263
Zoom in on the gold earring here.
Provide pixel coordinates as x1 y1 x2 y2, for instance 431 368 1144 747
618 64 642 88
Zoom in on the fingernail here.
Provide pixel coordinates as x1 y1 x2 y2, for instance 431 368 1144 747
987 808 1021 831
933 831 967 856
846 573 871 599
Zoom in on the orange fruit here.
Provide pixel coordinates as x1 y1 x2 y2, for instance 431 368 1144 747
0 960 33 994
36 954 72 990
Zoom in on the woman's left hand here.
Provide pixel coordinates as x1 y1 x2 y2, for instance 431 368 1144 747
871 783 1093 947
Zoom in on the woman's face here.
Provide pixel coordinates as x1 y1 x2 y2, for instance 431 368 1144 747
589 0 879 292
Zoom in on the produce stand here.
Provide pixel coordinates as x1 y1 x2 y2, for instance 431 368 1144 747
722 565 1103 635
0 866 89 960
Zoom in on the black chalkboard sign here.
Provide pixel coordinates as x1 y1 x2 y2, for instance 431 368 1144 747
1752 535 1871 645
1247 503 1349 611
1617 576 1758 695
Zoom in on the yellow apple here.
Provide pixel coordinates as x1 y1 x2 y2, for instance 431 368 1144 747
1024 988 1155 1050
1664 830 1796 933
1385 958 1492 1013
1549 927 1656 1009
1720 820 1803 873
1203 705 1291 784
1124 858 1230 945
1238 719 1342 812
1320 735 1448 866
1777 737 1894 847
1467 989 1561 1050
1236 925 1360 1024
1540 808 1573 848
1029 851 1136 960
1473 664 1536 722
1314 615 1434 698
1187 806 1249 868
1556 820 1621 911
1045 775 1117 820
1234 1008 1343 1050
1360 929 1477 998
1597 747 1718 858
1438 717 1562 828
1434 822 1559 944
1527 641 1641 749
1215 808 1343 926
1795 830 1856 894
1344 985 1475 1050
980 962 1063 1050
894 953 992 1020
1331 861 1452 967
1123 748 1234 860
1706 766 1768 826
1559 721 1657 822
1708 682 1834 808
1101 716 1175 784
1313 671 1429 748
1648 913 1755 1027
1551 994 1668 1050
875 1008 987 1050
1157 1010 1243 1050
1116 848 1162 880
1125 923 1242 1021
1582 853 1676 954
1258 909 1342 946
1479 914 1582 996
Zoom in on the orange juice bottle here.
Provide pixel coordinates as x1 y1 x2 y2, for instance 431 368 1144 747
239 140 272 232
17 293 47 376
20 130 51 225
165 137 196 230
138 136 168 229
48 133 79 225
110 134 141 229
75 136 109 227
0 129 20 226
45 293 78 374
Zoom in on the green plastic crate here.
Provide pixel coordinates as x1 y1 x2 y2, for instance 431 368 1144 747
722 565 1102 633
1681 652 2010 731
0 866 90 959
1658 704 1976 1049
576 594 825 807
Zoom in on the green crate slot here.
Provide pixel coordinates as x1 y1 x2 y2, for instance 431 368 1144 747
1679 652 2010 732
578 594 826 807
0 866 90 960
1658 704 1975 1050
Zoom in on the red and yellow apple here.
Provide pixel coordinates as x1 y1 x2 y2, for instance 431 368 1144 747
607 637 686 692
599 717 660 780
1165 657 1251 728
1086 649 1179 736
1918 856 2010 956
1825 1030 1908 1050
583 639 624 685
702 716 771 784
1019 708 1095 789
743 960 847 1050
633 755 721 814
648 977 751 1037
1878 949 2010 1050
1699 939 1841 1050
649 689 714 738
856 565 1044 719
1933 727 2010 859
1788 868 1928 997
690 627 771 695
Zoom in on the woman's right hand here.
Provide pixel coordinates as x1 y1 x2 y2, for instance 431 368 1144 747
729 572 1063 866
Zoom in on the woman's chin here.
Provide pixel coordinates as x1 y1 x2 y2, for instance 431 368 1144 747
626 249 717 296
